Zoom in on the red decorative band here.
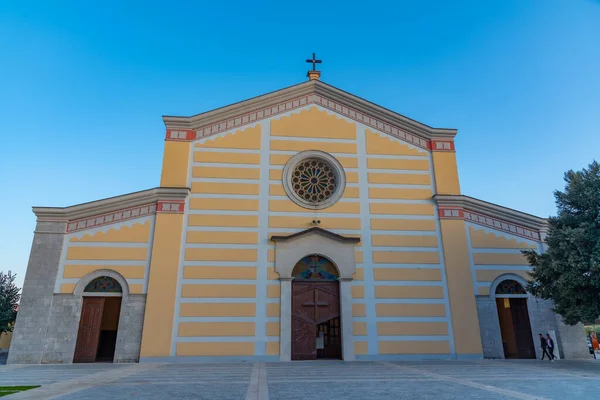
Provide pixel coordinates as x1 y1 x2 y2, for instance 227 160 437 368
429 140 455 151
463 211 541 241
156 200 185 213
66 203 157 233
166 130 196 141
438 207 464 219
170 94 434 150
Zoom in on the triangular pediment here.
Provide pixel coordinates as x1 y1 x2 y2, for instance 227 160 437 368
270 227 360 244
163 80 456 150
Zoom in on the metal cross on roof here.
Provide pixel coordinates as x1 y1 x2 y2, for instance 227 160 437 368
306 53 322 71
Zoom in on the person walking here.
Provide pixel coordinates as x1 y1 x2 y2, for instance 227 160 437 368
546 333 557 361
538 333 552 360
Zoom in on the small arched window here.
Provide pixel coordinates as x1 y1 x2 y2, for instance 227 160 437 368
292 255 339 281
84 276 122 293
495 279 526 295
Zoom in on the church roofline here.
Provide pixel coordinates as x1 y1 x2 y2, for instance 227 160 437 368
33 187 190 223
162 79 457 146
433 194 549 233
270 227 361 244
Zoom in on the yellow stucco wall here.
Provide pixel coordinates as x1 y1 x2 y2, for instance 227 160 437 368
56 217 154 295
467 225 538 295
78 102 499 360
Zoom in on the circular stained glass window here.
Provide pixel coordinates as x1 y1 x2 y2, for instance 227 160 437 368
291 159 337 204
282 150 346 210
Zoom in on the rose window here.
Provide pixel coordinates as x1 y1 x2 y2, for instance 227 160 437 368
291 159 337 204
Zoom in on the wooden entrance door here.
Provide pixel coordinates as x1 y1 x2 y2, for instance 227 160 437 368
291 281 340 360
73 297 104 363
510 298 536 359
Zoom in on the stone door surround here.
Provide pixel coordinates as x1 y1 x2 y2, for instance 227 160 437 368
271 227 360 361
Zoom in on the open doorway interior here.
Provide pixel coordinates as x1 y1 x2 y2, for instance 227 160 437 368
495 279 536 359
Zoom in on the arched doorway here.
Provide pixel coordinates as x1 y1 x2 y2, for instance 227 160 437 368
73 276 123 363
291 255 341 360
495 279 535 359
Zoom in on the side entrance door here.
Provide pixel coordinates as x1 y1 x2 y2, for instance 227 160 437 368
291 281 340 360
510 298 536 359
73 297 104 363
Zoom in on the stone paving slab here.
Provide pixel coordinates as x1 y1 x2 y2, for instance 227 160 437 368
0 360 599 399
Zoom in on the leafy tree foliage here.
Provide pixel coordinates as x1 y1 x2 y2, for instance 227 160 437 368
0 271 20 334
523 160 600 325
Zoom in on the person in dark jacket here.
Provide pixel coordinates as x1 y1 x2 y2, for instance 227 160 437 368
539 333 552 360
546 333 557 360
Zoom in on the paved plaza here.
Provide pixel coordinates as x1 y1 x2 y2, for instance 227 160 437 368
1 359 599 399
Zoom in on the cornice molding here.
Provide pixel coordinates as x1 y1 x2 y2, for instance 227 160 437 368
434 194 548 241
163 80 457 150
270 227 361 244
33 187 190 232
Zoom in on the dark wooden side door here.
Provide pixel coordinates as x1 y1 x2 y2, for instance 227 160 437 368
510 298 536 359
73 297 104 363
291 281 340 360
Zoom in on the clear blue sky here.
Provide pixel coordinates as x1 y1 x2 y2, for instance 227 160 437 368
1 0 599 288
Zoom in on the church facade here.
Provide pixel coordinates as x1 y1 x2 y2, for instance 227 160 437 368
8 73 589 364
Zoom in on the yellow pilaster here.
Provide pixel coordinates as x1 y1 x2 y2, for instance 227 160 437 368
439 218 483 356
160 141 191 187
431 141 460 195
139 211 186 357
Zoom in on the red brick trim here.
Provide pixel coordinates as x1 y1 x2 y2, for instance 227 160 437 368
156 200 185 213
66 203 157 233
430 140 455 151
166 130 196 141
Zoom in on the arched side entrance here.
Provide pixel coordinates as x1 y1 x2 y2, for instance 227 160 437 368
493 277 536 359
291 255 341 360
73 271 129 363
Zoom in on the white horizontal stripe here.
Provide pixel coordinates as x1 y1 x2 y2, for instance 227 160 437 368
193 148 261 154
63 260 146 266
191 178 260 184
190 194 260 199
474 265 532 271
471 248 529 254
268 196 359 203
66 242 148 248
370 215 436 220
182 261 257 267
182 279 258 285
369 199 433 204
184 244 258 250
369 264 441 269
61 278 145 285
370 231 438 236
268 212 360 218
366 169 430 175
268 180 359 188
177 298 281 304
372 281 444 287
187 227 259 232
377 336 450 341
371 246 441 252
372 298 447 304
176 337 280 343
354 317 448 323
188 211 258 216
178 317 278 323
266 228 361 234
270 136 356 143
366 154 427 160
367 184 431 190
270 150 357 158
192 162 260 168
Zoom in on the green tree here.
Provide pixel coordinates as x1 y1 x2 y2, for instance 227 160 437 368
0 271 20 334
523 160 600 325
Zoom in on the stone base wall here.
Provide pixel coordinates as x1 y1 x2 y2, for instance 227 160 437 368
476 295 589 360
8 221 66 364
41 295 83 363
475 296 504 359
114 295 146 363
